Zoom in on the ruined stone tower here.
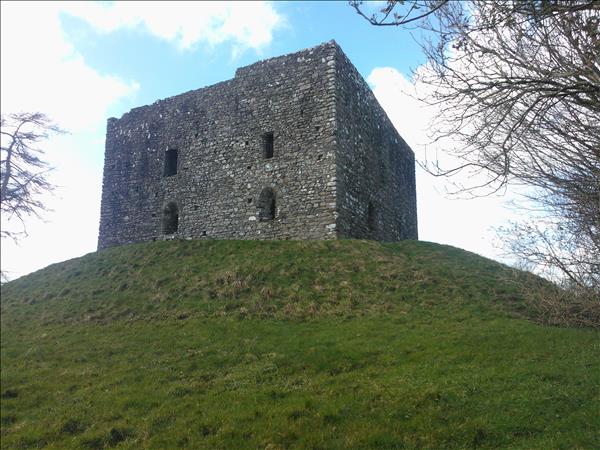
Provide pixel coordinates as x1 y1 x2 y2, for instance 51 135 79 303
97 41 418 249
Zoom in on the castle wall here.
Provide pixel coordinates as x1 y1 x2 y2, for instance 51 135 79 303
98 43 339 249
98 41 418 249
333 45 418 240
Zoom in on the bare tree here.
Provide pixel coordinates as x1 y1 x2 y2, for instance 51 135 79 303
352 1 600 298
1 112 64 240
350 0 449 27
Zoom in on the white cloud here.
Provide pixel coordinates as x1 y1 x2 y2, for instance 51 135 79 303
1 2 140 279
0 134 103 281
0 1 285 280
61 1 284 52
367 67 517 263
1 2 139 132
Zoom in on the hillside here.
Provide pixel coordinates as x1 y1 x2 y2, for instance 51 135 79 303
1 240 598 449
0 240 546 324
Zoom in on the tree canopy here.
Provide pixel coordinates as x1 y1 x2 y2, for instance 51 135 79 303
352 0 600 296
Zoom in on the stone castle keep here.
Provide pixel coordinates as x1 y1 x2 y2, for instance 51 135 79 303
98 41 418 249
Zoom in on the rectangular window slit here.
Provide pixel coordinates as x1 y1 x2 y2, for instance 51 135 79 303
164 148 178 176
263 132 274 159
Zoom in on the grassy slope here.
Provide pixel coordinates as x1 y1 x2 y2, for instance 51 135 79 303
1 240 598 449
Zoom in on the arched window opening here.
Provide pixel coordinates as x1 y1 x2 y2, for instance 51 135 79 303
258 187 276 221
263 132 274 159
163 202 179 234
367 201 375 231
164 148 178 176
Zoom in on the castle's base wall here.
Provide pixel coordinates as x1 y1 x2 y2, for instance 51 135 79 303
97 42 418 250
98 43 339 249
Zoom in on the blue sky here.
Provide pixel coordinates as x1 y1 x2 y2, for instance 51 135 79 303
1 1 516 280
57 1 426 117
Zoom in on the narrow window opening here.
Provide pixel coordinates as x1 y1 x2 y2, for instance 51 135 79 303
164 149 178 176
263 132 274 159
139 153 149 176
367 201 375 231
163 202 179 234
258 187 276 221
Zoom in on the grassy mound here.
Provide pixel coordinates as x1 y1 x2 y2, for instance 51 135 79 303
1 239 541 324
1 240 597 449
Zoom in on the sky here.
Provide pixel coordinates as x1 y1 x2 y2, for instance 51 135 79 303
1 1 519 280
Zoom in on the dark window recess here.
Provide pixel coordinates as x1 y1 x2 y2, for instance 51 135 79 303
263 132 274 159
163 149 178 176
258 187 276 221
138 152 149 177
163 202 179 234
367 201 376 231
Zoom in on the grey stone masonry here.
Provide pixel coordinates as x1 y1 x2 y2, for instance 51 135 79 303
97 41 417 249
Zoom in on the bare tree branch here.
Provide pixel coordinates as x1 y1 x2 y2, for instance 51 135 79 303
352 0 600 297
1 112 64 240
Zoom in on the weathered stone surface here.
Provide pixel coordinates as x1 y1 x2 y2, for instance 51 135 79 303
97 41 417 249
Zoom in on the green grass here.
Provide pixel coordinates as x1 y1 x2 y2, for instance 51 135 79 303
1 240 598 449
